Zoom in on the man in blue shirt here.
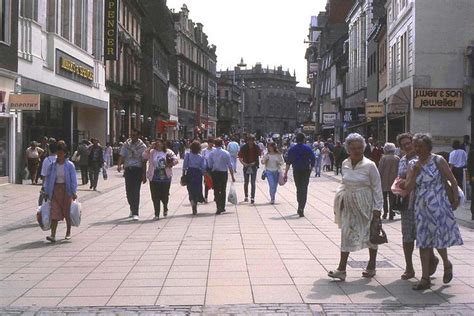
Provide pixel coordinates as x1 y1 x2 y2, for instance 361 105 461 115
208 138 236 214
284 133 316 217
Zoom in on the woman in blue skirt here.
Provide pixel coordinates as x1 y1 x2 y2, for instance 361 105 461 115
183 140 207 215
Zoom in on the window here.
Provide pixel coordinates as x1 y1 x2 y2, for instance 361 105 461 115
400 32 408 81
61 0 71 40
46 0 56 33
92 0 103 58
20 0 38 21
258 91 261 100
74 0 88 50
1 0 11 43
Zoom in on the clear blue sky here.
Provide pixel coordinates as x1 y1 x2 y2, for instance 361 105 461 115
166 0 326 87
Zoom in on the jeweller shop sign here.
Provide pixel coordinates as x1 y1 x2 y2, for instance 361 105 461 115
414 88 463 109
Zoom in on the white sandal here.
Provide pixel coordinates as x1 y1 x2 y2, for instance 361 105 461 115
328 269 346 281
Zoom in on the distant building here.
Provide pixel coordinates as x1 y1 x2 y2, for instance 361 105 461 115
172 5 217 139
216 73 241 136
220 63 298 137
106 0 145 142
141 0 178 140
296 87 311 126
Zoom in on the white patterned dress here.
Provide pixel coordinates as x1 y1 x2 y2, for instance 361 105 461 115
337 157 384 252
410 155 463 249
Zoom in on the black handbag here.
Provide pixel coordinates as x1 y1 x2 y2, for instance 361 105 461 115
370 219 388 245
261 170 267 180
180 174 187 186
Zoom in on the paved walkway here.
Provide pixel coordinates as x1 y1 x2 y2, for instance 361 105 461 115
0 161 473 314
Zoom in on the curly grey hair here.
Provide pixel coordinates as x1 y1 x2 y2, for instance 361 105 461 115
383 142 396 154
413 133 433 151
344 133 366 152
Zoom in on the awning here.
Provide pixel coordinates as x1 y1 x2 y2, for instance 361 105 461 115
387 86 410 114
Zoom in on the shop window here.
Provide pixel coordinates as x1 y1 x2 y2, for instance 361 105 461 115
0 0 11 43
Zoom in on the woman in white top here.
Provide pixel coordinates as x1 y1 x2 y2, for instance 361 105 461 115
262 142 284 204
329 133 384 281
25 141 44 185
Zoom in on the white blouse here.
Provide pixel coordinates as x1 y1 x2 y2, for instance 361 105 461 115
341 157 384 211
56 163 65 183
263 153 284 171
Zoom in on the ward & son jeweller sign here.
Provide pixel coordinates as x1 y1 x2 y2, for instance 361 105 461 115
414 88 463 109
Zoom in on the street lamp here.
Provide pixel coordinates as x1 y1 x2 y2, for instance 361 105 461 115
237 58 247 134
119 109 126 138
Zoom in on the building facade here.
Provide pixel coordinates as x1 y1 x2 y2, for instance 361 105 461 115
106 0 144 143
220 63 298 138
216 72 241 136
141 0 178 140
386 0 474 150
0 0 19 183
172 5 217 139
296 86 311 126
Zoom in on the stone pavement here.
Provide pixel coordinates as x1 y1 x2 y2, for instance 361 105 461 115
0 161 473 315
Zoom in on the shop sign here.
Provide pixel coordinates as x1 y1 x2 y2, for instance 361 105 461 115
414 88 463 109
0 91 8 113
56 50 94 86
343 109 357 122
8 94 41 111
303 125 316 132
322 112 337 125
104 0 118 60
366 102 385 118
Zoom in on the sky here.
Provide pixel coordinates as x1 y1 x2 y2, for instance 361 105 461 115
166 0 327 87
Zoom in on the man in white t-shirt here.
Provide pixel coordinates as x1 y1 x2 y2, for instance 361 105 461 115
201 137 215 202
227 137 240 173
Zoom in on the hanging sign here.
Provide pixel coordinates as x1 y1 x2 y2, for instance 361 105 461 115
104 0 118 60
366 102 385 118
9 94 41 111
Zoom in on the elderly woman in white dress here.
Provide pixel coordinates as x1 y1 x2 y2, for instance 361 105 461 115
329 133 384 281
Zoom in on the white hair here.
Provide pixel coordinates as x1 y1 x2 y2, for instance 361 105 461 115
344 133 366 152
383 142 396 154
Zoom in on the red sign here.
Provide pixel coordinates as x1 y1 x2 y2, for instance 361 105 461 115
156 120 177 133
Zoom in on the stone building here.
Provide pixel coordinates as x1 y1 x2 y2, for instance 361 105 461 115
106 0 145 143
0 0 19 183
172 5 217 139
385 0 474 150
141 0 178 140
220 63 298 138
296 86 311 126
216 73 241 136
14 0 109 165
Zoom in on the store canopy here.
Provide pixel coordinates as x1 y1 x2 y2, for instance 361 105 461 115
387 86 411 114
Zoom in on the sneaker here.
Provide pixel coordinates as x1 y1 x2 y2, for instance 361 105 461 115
244 197 249 202
132 215 139 221
153 216 160 220
163 209 168 217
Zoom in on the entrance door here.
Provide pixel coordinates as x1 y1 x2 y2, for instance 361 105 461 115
0 118 9 177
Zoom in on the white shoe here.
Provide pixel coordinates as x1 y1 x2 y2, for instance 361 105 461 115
132 215 139 221
129 212 133 218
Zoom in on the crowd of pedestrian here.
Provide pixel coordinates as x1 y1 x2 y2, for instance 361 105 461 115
27 129 471 292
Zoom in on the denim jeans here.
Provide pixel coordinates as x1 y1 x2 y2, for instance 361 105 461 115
314 157 322 176
266 170 279 201
230 156 237 172
243 166 257 199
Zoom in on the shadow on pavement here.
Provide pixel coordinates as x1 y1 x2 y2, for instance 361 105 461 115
7 240 54 252
270 214 301 220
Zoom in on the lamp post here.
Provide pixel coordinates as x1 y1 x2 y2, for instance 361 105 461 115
119 109 125 139
131 112 137 131
237 58 247 134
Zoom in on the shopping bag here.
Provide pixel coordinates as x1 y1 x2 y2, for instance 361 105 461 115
278 171 287 186
227 183 237 205
102 168 108 180
204 174 213 190
261 170 267 180
70 201 82 227
71 151 80 162
37 201 51 231
180 174 187 186
390 176 408 197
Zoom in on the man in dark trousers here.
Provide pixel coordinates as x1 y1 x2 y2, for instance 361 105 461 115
284 133 316 217
88 138 104 191
238 135 261 204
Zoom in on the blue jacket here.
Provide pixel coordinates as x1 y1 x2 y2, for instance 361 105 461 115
44 159 78 199
287 143 316 171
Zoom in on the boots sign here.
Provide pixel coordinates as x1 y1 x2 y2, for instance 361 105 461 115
414 88 463 109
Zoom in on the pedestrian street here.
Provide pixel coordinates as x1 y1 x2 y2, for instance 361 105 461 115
0 162 473 314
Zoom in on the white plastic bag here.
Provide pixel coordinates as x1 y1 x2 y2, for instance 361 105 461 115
70 201 82 227
227 183 238 205
37 201 51 231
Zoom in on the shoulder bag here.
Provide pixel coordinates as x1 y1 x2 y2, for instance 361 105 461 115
434 155 455 207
